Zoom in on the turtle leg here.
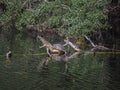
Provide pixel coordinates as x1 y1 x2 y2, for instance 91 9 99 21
46 48 51 57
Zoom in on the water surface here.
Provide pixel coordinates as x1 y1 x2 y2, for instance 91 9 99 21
0 35 120 90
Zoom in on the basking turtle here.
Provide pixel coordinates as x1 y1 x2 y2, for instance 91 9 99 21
37 36 66 56
47 44 66 56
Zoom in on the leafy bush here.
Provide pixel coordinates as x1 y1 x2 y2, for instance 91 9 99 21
0 0 108 38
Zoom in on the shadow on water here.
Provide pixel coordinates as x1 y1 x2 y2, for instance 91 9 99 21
0 33 120 90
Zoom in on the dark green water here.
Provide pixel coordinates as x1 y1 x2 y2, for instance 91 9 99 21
0 34 120 90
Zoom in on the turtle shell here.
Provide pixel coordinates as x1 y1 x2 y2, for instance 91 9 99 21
47 44 66 56
52 44 66 55
53 44 65 51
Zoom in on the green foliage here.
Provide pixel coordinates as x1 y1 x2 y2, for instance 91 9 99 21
0 0 108 38
60 0 107 37
0 0 23 30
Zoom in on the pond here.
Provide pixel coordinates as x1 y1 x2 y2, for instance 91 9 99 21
0 34 120 90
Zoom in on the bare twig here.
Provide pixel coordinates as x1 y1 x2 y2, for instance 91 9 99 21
84 35 109 51
84 35 96 47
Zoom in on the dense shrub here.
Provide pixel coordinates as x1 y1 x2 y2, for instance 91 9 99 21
0 0 108 38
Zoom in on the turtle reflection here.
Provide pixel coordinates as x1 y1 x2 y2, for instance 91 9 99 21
37 52 80 73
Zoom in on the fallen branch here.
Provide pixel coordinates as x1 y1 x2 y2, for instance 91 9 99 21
84 35 96 47
84 35 109 51
64 37 81 52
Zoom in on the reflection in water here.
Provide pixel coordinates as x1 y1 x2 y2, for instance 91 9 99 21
1 48 120 90
0 33 111 90
4 59 11 68
104 53 120 90
0 30 120 90
37 52 81 73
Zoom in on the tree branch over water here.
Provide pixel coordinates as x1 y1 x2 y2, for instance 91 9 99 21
84 35 109 51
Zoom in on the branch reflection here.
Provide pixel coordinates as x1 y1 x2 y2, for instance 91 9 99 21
37 52 81 73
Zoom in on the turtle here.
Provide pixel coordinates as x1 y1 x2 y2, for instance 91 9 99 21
47 44 66 56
